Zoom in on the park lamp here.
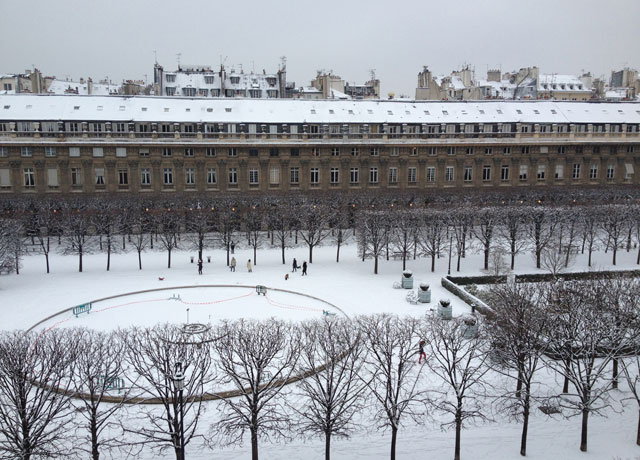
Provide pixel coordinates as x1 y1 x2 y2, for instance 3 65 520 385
174 362 185 391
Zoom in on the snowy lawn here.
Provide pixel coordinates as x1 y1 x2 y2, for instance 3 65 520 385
2 240 640 459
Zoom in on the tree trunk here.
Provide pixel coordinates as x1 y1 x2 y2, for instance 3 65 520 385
390 426 397 460
138 251 142 270
374 256 378 274
455 407 462 460
91 411 100 460
580 408 589 452
45 251 50 274
251 427 259 460
484 246 490 271
613 246 617 266
309 244 313 263
325 431 331 460
281 243 285 264
336 239 341 263
253 246 257 266
167 249 172 269
107 245 111 271
431 252 436 272
79 248 83 273
637 408 640 446
520 387 530 456
612 359 618 390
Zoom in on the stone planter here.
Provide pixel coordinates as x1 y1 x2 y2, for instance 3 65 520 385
401 270 413 289
461 316 478 339
418 283 431 303
438 299 452 320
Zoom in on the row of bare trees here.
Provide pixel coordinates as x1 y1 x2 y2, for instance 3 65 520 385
2 277 640 459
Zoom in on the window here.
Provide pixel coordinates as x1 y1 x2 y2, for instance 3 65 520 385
625 163 635 180
501 165 510 181
448 147 456 156
0 169 10 187
445 166 454 182
408 167 417 184
228 148 238 157
485 147 493 155
465 147 474 155
95 168 105 186
503 147 511 155
269 148 279 157
45 147 56 157
350 167 359 184
555 165 564 179
71 167 82 186
245 168 258 185
118 169 128 185
207 168 218 185
21 147 32 157
572 163 581 179
627 145 635 153
68 122 79 132
270 167 280 185
575 146 583 154
163 168 173 185
166 74 176 83
24 168 35 187
593 146 600 154
115 123 125 133
185 168 195 185
410 147 418 156
331 147 340 156
369 167 379 184
521 146 529 154
141 168 151 185
607 164 615 181
312 147 320 156
184 148 194 157
537 165 546 180
0 147 7 157
427 167 436 183
351 147 359 156
47 168 58 187
290 167 299 184
291 148 300 157
388 167 398 184
391 147 400 156
370 147 379 156
429 147 437 156
330 167 340 184
589 164 598 180
163 148 172 157
482 165 491 182
69 147 80 157
310 167 319 184
228 167 238 184
464 166 473 182
557 146 566 154
92 147 104 157
519 165 528 181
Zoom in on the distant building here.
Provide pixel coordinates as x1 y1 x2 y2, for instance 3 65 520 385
609 68 639 100
291 71 380 100
153 63 287 99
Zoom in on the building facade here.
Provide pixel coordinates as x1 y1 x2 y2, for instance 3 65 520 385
0 95 638 196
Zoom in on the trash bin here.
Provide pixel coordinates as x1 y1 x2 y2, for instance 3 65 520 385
438 299 452 320
418 283 431 303
401 270 413 289
461 316 478 339
207 256 211 263
190 256 194 263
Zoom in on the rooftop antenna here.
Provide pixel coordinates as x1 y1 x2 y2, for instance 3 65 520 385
280 55 287 71
153 50 158 65
239 63 243 74
176 52 182 69
369 69 377 82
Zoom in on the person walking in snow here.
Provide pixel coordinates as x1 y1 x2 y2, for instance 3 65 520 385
302 261 307 276
247 259 253 272
418 340 426 364
231 241 235 254
197 258 203 275
292 258 298 272
230 257 236 272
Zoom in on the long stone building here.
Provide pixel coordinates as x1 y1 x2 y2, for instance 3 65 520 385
0 94 638 195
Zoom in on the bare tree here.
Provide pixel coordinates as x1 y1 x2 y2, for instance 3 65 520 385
391 210 419 271
496 206 527 270
0 218 23 275
600 204 631 266
419 209 447 272
293 317 367 460
0 329 77 460
358 314 427 460
298 204 330 264
265 202 293 265
448 206 474 272
425 316 490 460
154 210 182 269
545 278 637 452
61 202 96 273
579 206 600 267
184 204 214 262
214 202 240 266
541 242 573 280
91 201 123 272
329 204 351 263
123 325 214 459
71 329 129 460
473 207 499 271
209 318 301 460
244 204 265 266
486 282 551 456
525 207 559 269
356 211 390 274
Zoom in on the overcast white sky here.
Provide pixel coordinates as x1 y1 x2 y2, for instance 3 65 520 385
1 0 639 96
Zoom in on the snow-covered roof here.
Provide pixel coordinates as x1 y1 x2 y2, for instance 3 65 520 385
46 79 120 96
166 71 279 94
538 74 590 92
0 94 639 125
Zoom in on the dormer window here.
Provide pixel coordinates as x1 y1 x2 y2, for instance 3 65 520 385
230 76 240 84
204 75 215 84
166 74 176 83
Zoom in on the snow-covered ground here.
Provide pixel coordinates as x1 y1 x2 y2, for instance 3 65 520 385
3 240 640 459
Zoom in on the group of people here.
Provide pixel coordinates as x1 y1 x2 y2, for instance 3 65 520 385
291 258 308 276
228 257 251 272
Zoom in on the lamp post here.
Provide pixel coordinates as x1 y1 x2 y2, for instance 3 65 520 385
174 361 185 460
448 235 453 275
